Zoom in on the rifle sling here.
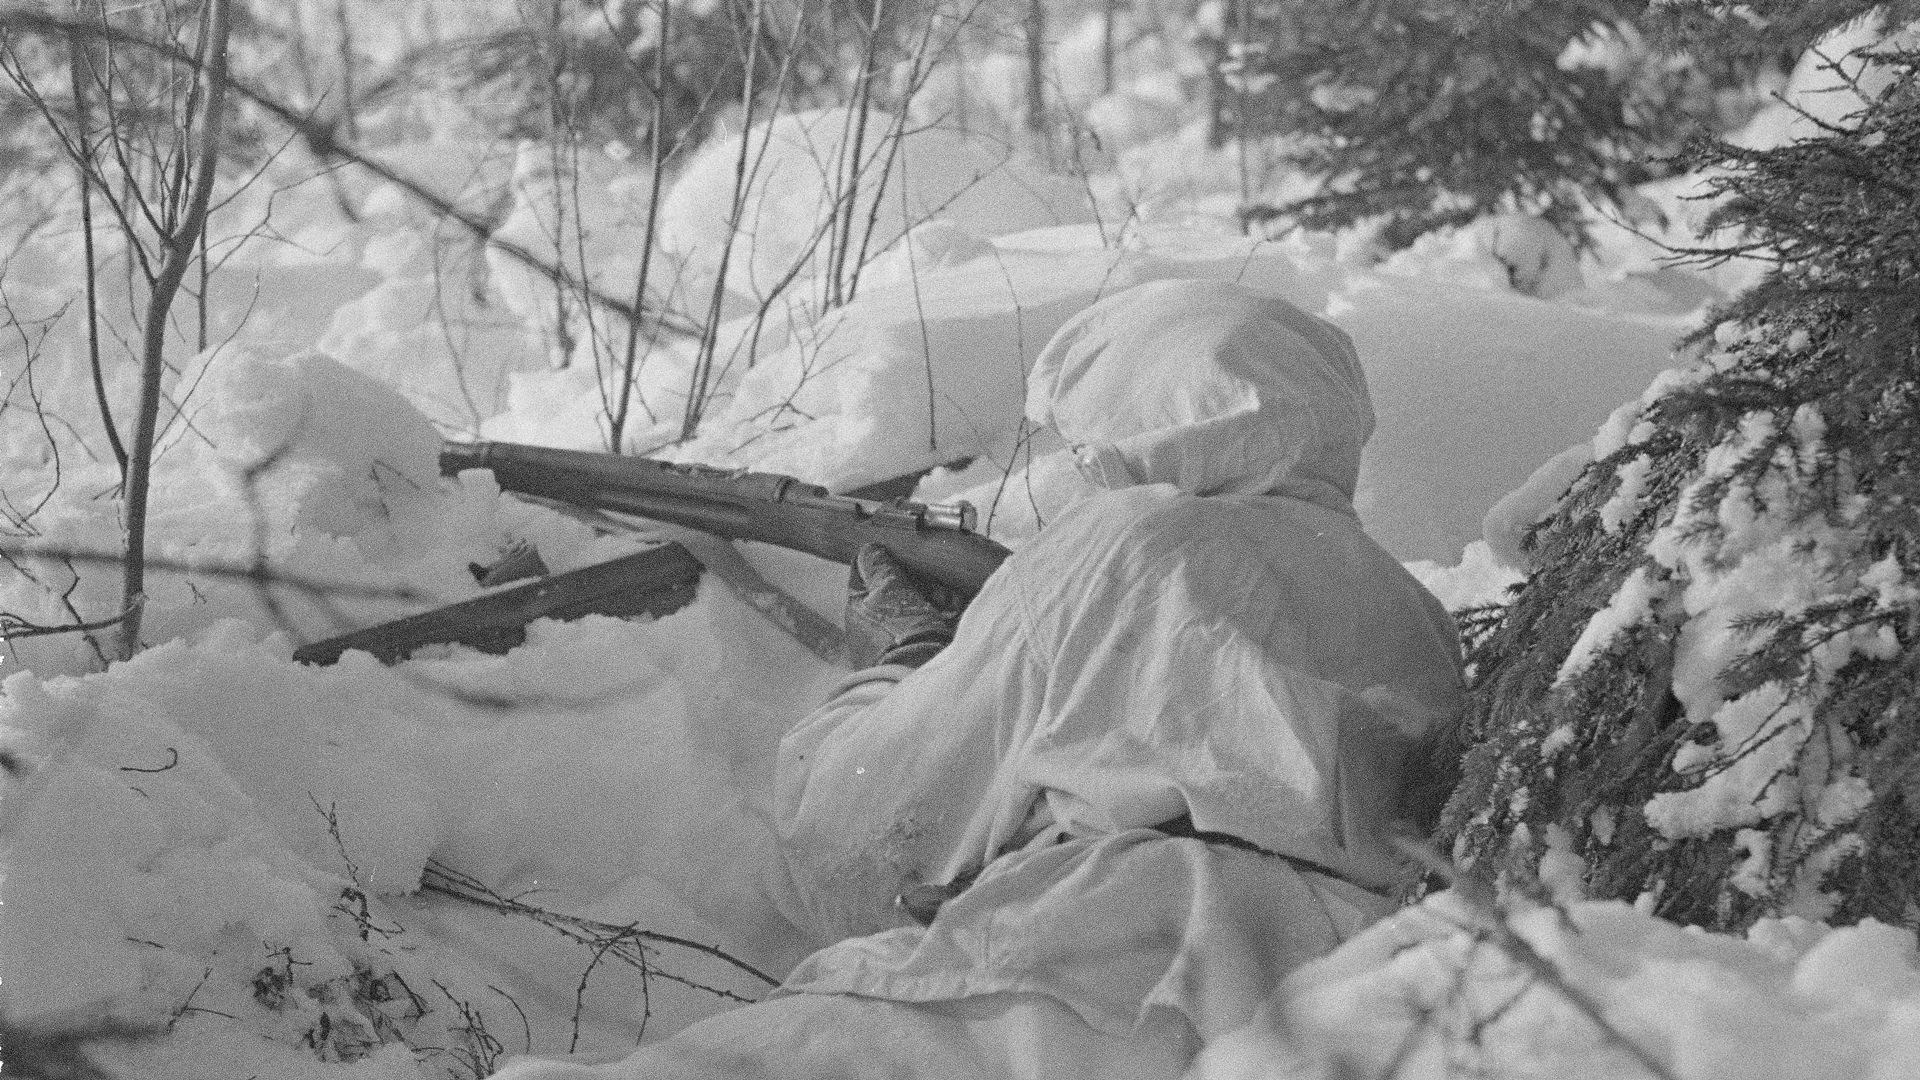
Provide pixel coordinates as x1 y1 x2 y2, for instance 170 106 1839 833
1150 814 1388 896
895 814 1385 926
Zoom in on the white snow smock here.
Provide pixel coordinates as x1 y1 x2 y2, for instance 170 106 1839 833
772 279 1465 1047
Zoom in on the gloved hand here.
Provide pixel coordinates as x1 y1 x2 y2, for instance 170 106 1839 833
844 543 959 669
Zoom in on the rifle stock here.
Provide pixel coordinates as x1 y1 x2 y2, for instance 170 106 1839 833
293 543 704 665
441 440 1011 598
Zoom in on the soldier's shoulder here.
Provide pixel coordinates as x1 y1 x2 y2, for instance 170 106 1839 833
1028 487 1265 573
1041 484 1197 539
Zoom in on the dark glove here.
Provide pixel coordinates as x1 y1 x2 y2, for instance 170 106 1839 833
844 543 958 669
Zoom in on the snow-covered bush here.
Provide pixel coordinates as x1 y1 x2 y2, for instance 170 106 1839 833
1443 50 1920 930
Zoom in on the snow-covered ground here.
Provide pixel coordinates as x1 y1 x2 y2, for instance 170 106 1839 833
4 14 1919 1079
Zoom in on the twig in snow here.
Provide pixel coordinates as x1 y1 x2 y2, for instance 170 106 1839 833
168 967 236 1030
421 860 778 997
489 985 533 1056
432 980 507 1080
0 542 437 606
119 746 178 772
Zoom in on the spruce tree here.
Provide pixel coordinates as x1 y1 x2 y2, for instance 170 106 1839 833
1204 0 1687 248
1636 1 1919 66
1440 44 1920 930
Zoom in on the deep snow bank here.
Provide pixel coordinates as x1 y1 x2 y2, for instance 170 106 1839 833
1193 892 1920 1080
659 107 1094 309
1 592 837 1073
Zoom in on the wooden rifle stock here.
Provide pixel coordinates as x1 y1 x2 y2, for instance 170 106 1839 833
292 543 703 665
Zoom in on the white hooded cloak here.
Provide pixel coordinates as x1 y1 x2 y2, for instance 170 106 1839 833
771 279 1464 1044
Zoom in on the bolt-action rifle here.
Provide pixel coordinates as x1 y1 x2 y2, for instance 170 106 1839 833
294 441 1009 665
439 440 1010 598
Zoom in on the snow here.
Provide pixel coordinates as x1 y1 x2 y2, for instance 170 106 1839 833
1862 554 1920 609
1555 566 1669 686
317 141 551 432
1404 540 1524 614
1729 16 1918 151
4 14 1919 1079
656 107 1096 311
1538 339 1916 920
1 597 830 1069
1482 442 1594 571
1193 894 1920 1080
1334 268 1685 562
1636 395 1868 853
1385 214 1585 299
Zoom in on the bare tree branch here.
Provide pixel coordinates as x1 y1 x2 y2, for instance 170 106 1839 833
116 0 231 658
0 6 700 339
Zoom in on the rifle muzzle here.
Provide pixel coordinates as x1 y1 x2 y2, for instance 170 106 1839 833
439 441 494 476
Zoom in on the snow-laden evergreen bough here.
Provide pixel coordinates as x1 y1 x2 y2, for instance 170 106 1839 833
1444 51 1920 930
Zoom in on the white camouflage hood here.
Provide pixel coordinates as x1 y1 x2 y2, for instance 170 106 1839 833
1026 279 1372 511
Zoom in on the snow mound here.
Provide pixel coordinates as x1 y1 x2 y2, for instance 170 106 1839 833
1193 892 1920 1080
0 586 837 1064
167 348 444 543
317 225 541 433
486 142 683 372
657 107 1094 307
